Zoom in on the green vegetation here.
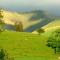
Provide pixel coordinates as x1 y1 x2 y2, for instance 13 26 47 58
37 28 45 34
0 9 3 18
0 10 60 60
0 48 14 60
0 49 5 60
14 21 23 32
0 31 59 60
43 19 60 31
0 9 5 31
47 29 60 54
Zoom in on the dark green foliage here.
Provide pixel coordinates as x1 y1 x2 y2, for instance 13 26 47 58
47 29 60 54
15 21 23 32
37 28 45 34
0 48 8 60
0 49 5 60
0 48 14 60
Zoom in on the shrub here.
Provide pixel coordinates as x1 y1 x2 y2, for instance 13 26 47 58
0 48 14 60
47 29 60 54
0 49 5 60
37 28 45 34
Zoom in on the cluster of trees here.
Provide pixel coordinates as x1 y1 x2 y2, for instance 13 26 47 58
47 29 60 54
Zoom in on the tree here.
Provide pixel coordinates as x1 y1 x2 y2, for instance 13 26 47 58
15 21 23 32
0 9 5 32
47 29 60 54
37 28 45 34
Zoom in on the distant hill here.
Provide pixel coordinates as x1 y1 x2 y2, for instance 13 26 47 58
0 10 44 31
1 9 60 32
42 19 60 31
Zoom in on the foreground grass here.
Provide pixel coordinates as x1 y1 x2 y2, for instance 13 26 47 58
0 31 58 60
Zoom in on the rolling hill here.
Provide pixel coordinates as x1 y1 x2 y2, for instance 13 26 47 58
0 9 60 32
1 10 41 30
0 31 58 60
2 10 54 32
0 9 60 60
42 19 60 31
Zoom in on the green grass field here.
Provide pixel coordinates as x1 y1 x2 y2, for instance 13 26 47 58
0 31 59 60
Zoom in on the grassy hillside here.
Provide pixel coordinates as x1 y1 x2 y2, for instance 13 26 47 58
42 19 60 31
2 10 41 30
0 9 60 60
0 31 58 60
1 9 60 32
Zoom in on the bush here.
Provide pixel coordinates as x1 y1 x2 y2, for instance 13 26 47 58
37 28 45 34
0 49 5 60
0 48 14 60
47 29 60 54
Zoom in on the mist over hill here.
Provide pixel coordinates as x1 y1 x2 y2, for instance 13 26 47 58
1 9 60 32
1 9 42 31
1 0 60 17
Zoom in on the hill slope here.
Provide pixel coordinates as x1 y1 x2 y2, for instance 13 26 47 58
0 31 58 60
1 9 60 32
42 19 60 31
2 10 41 30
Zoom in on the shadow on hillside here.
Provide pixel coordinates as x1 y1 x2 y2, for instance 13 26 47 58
24 17 56 32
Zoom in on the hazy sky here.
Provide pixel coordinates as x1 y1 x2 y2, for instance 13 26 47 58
0 0 60 7
0 0 60 15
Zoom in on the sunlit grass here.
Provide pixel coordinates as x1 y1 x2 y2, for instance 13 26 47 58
0 31 58 60
43 19 60 31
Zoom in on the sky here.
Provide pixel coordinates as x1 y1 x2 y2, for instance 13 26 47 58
0 0 60 10
0 0 60 15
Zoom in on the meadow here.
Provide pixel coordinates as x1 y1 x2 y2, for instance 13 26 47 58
0 30 59 60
